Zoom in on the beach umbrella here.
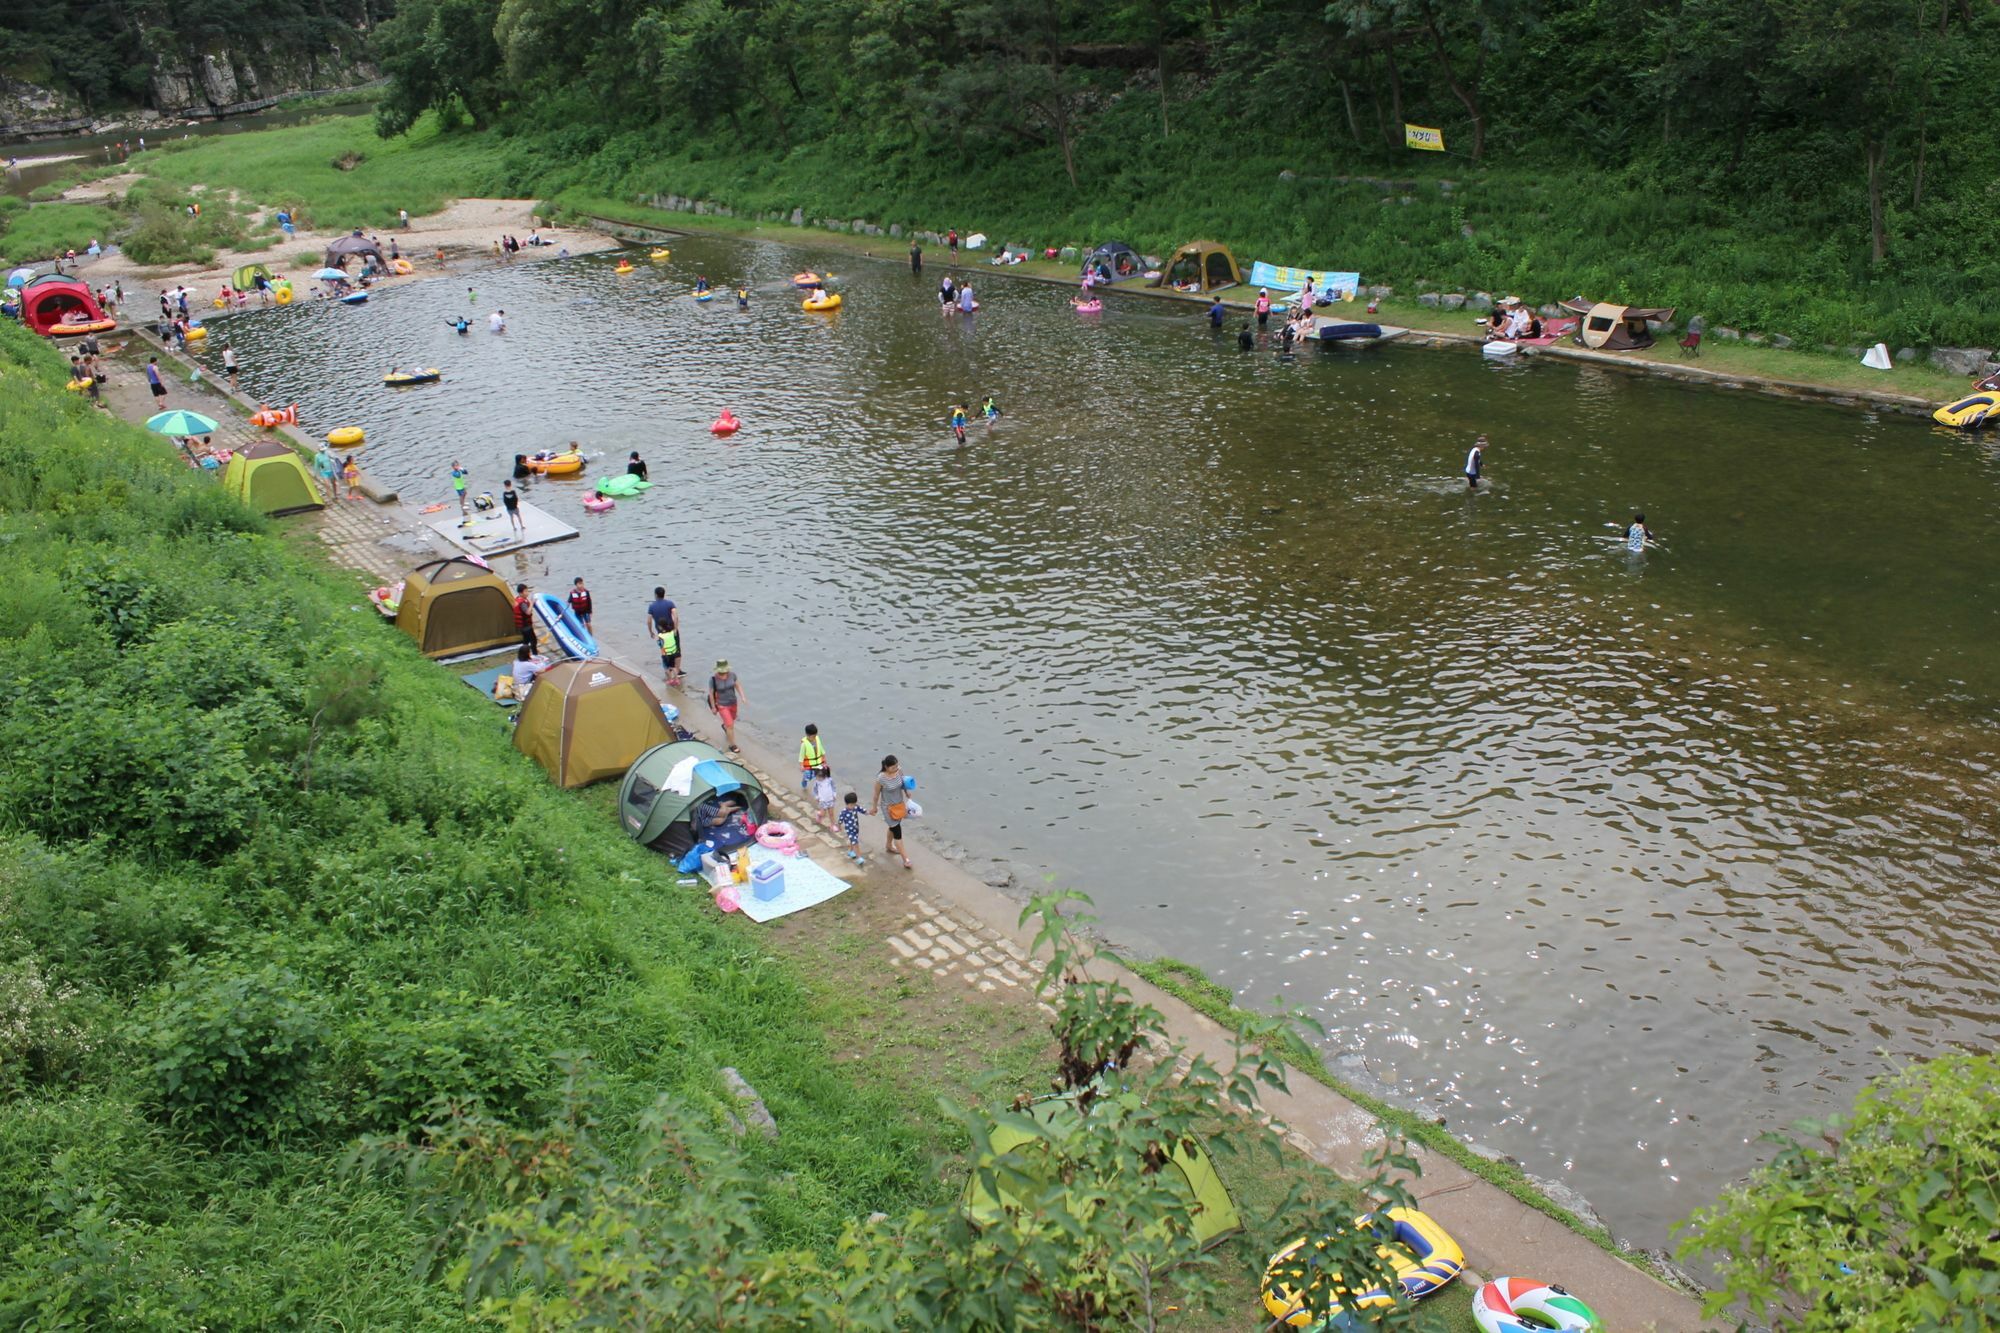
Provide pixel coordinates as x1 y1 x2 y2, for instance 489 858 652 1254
6 267 33 288
145 409 219 436
315 268 348 281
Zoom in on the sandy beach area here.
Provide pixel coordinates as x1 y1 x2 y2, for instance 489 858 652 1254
58 196 618 302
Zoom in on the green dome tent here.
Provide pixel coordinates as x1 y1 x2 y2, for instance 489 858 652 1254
222 440 324 517
619 739 769 858
964 1091 1241 1250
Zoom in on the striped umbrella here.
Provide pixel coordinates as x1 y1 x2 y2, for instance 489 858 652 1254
145 409 220 436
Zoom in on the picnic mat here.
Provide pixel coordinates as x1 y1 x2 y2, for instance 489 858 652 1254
460 666 519 707
731 844 855 923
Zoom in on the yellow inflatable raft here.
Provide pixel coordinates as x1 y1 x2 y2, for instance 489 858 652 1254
803 293 842 312
615 262 636 274
650 248 672 261
1932 394 2000 429
523 452 584 476
1263 1208 1465 1327
327 426 365 448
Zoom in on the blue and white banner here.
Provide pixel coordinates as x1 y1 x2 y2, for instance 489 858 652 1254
1248 262 1360 298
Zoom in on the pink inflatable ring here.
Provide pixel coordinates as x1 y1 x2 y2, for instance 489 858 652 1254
755 821 798 854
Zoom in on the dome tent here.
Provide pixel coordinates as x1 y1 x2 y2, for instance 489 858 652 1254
324 231 386 270
1151 241 1242 294
17 275 114 336
619 739 770 860
1079 240 1145 285
1559 297 1676 351
394 557 519 659
513 660 672 788
221 440 324 517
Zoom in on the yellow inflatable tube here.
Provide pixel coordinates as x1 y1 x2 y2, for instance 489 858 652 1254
184 325 208 340
803 293 842 312
1262 1208 1465 1327
275 286 295 306
392 258 414 275
328 426 365 448
650 248 672 261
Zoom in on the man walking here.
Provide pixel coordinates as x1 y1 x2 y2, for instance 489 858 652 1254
646 586 681 688
144 356 166 405
707 659 746 754
221 340 239 392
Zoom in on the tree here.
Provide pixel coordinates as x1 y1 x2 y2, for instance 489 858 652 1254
372 0 507 136
1678 1052 2000 1329
355 893 1430 1330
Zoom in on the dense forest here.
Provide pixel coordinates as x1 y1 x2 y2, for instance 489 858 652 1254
0 0 392 111
364 0 2000 347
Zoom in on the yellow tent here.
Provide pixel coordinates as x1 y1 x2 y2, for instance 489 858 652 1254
394 557 519 659
221 440 323 517
1153 241 1243 294
512 660 672 788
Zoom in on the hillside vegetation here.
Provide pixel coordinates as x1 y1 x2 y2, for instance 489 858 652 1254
361 0 2000 350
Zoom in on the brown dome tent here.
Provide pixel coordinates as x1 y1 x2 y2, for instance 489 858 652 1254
394 557 518 659
512 660 672 788
1560 298 1676 351
1152 241 1242 294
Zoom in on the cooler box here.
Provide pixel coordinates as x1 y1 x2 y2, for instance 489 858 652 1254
751 860 785 902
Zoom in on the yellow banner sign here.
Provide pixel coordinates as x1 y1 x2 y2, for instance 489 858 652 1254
1404 123 1446 152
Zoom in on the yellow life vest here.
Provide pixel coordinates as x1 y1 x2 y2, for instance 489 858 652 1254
656 629 678 655
800 737 825 771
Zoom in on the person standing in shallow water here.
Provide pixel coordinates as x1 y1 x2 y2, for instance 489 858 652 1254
869 755 915 869
1465 435 1486 491
910 239 923 273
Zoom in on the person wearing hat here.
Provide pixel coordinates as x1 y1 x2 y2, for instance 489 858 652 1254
1255 287 1272 329
706 659 746 753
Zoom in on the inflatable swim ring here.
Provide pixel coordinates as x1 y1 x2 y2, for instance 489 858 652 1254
582 494 615 513
595 474 652 497
327 426 365 448
695 291 714 302
65 378 91 392
274 286 295 305
1073 299 1102 314
792 271 821 288
1472 1278 1601 1333
756 821 799 855
213 298 228 308
392 258 414 275
1933 394 1999 429
249 403 299 429
1263 1208 1465 1327
382 368 442 387
615 262 636 274
710 411 742 436
650 248 672 261
367 581 404 617
49 317 118 337
184 324 208 340
803 293 842 312
340 292 368 305
523 451 584 477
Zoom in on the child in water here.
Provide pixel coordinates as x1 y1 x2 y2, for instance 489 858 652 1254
1625 512 1655 552
736 287 749 309
981 395 1000 422
694 275 711 294
949 403 969 446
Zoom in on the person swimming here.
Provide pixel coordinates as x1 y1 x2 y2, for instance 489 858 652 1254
1625 511 1654 552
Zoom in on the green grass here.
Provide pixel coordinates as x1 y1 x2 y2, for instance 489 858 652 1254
1123 955 1622 1260
0 202 123 265
135 113 530 232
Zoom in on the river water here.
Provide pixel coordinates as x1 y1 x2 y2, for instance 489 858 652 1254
205 235 2000 1249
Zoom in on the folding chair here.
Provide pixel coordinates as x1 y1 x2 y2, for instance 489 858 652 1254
1678 330 1702 357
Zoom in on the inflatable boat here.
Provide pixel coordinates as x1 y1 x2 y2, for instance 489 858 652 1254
1933 394 2000 429
532 592 599 660
1316 322 1408 347
383 368 442 387
340 292 369 305
803 292 842 312
523 451 585 476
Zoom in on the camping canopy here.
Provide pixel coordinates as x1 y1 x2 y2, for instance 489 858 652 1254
1080 240 1145 285
17 276 111 335
513 660 672 788
395 557 518 659
964 1091 1241 1250
1559 298 1675 351
1153 241 1242 294
619 739 771 858
324 232 386 270
221 440 324 517
232 262 272 291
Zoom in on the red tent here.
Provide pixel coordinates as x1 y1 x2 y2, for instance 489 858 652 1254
19 276 115 336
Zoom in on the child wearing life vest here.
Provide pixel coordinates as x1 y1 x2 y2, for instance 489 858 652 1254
950 403 968 446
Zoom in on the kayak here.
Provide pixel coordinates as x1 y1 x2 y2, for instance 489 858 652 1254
383 368 442 386
532 592 599 660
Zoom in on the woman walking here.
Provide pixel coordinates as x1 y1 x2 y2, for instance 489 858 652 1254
868 755 915 869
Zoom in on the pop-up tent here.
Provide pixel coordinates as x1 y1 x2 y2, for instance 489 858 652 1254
324 231 386 271
221 440 324 517
1080 240 1145 285
395 557 518 659
513 660 672 788
619 739 771 858
232 262 273 291
1559 298 1675 350
964 1091 1241 1250
1153 241 1242 294
17 275 115 336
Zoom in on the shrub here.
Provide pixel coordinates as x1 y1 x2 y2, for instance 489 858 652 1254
137 959 328 1143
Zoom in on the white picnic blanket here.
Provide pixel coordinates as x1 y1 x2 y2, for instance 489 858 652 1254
732 845 855 923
